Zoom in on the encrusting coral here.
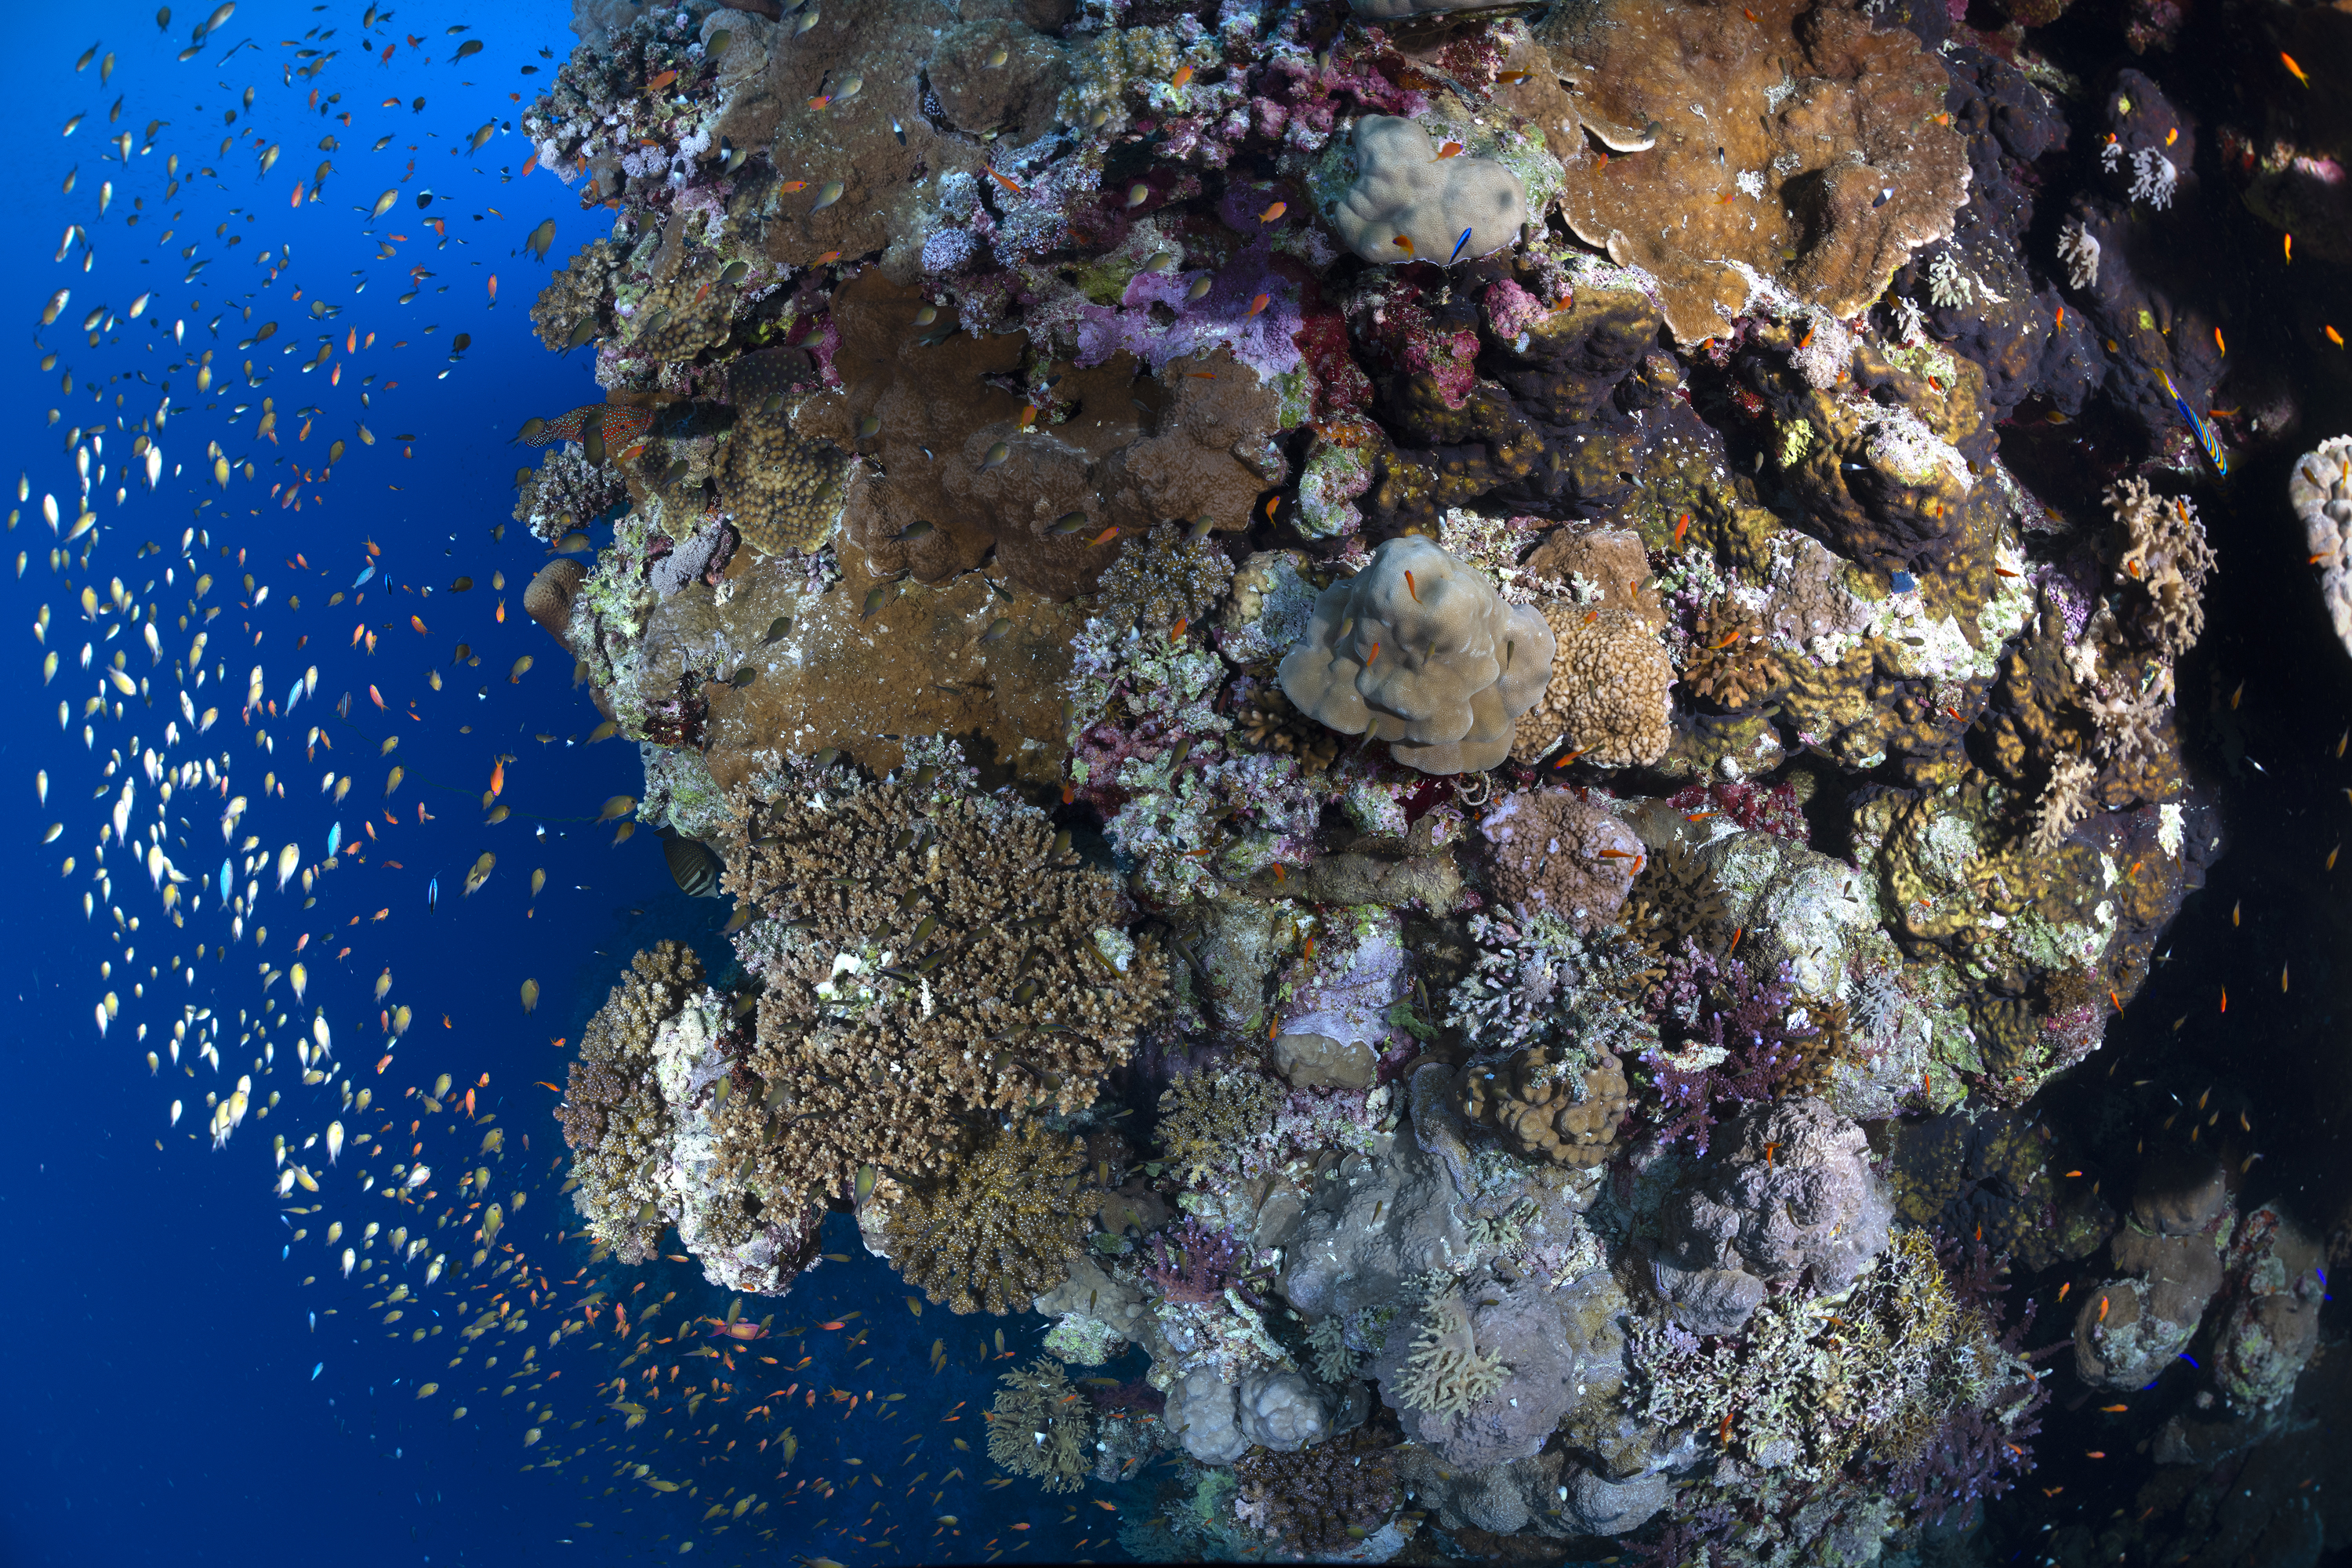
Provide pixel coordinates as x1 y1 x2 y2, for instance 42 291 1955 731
1281 535 1555 774
985 1356 1095 1494
1232 1436 1402 1555
720 754 1164 1212
880 1119 1095 1316
1479 787 1647 929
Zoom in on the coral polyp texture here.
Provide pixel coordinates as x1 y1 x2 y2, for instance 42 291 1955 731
521 0 2257 1548
1281 536 1555 772
2292 436 2352 660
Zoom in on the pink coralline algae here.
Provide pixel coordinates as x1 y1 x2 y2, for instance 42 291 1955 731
1347 274 1480 412
1666 780 1807 840
1482 277 1561 343
1075 240 1306 383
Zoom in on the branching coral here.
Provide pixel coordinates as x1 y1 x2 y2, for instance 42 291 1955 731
1628 1226 2012 1486
1156 1069 1283 1186
985 1356 1095 1494
1446 911 1660 1071
557 942 706 1265
1094 521 1236 633
1391 1291 1510 1418
1682 597 1786 711
880 1119 1095 1315
1512 603 1673 768
1232 1437 1401 1557
1639 943 1828 1153
720 757 1163 1211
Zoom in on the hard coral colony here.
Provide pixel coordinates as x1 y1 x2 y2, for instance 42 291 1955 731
517 0 2288 1554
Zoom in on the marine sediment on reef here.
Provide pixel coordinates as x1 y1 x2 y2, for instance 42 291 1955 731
516 0 2299 1555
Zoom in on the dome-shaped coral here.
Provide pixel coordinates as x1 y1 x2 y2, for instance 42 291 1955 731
1456 1044 1631 1168
1479 787 1646 928
1326 117 1530 267
1279 536 1555 774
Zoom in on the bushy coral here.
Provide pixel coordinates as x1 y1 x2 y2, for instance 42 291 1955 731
1638 943 1829 1153
1156 1069 1283 1185
985 1357 1095 1494
719 753 1163 1214
557 942 707 1265
1232 1437 1402 1557
880 1119 1095 1316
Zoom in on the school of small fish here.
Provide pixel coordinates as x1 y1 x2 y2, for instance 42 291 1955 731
19 13 1077 1562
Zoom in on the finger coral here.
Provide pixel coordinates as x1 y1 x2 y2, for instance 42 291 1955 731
1280 535 1555 774
556 941 710 1265
721 756 1164 1209
1390 1290 1509 1418
1455 1044 1631 1169
1510 603 1672 768
985 1356 1095 1494
1322 115 1531 267
880 1118 1094 1315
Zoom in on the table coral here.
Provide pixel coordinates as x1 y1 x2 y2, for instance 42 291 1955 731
880 1118 1095 1315
719 755 1163 1211
1539 0 1970 343
1281 535 1555 773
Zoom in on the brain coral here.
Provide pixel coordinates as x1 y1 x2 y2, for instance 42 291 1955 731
1510 604 1673 768
1531 0 1970 343
1479 787 1647 928
1280 536 1555 774
880 1119 1094 1315
720 763 1163 1207
2291 437 2352 661
1326 116 1530 267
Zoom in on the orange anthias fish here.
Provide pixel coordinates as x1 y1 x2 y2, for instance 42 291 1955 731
1436 140 1463 159
780 180 808 193
1246 292 1270 317
2281 49 2311 87
1392 234 1414 255
985 165 1025 196
646 69 679 93
1171 64 1194 88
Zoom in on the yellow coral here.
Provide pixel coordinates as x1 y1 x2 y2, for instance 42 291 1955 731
1512 604 1673 768
882 1120 1095 1316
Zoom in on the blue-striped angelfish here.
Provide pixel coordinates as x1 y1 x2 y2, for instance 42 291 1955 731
2158 368 2227 477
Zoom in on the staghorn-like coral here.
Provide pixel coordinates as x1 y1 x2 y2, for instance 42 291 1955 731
880 1119 1095 1316
557 942 708 1265
720 755 1163 1210
985 1356 1095 1494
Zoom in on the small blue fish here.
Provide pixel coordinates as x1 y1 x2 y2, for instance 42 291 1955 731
2157 367 2227 476
285 679 304 713
219 860 232 900
326 822 342 858
427 876 438 909
1448 227 1473 265
353 564 376 588
310 1363 323 1380
2177 1352 2200 1368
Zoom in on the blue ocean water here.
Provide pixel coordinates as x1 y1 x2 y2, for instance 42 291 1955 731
0 5 1143 1563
